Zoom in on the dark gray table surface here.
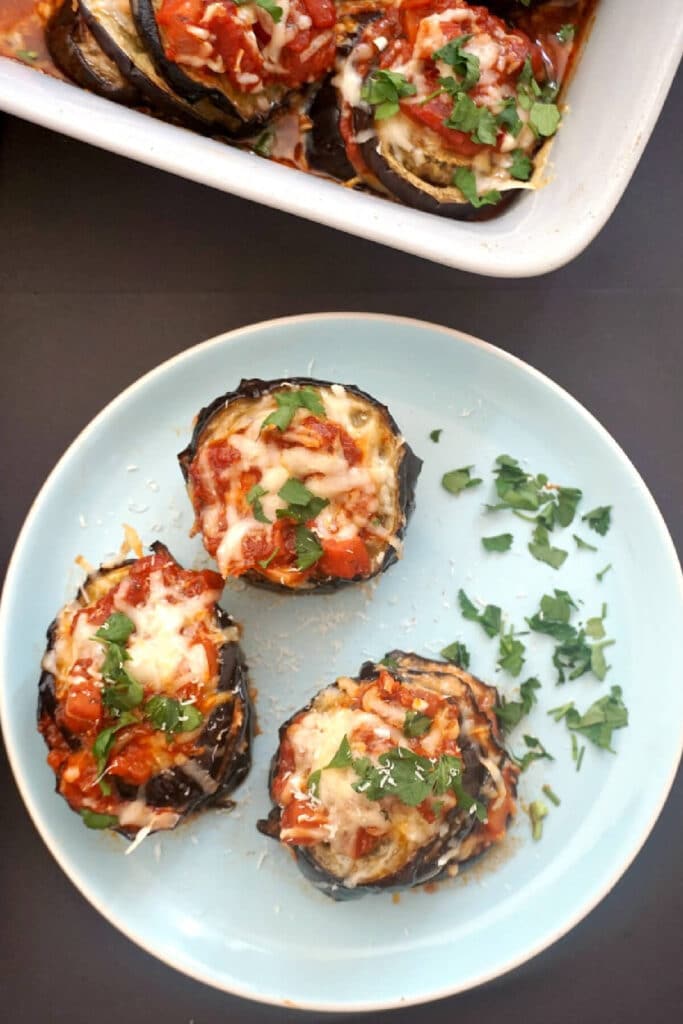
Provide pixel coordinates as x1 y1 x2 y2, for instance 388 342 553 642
1 64 681 1024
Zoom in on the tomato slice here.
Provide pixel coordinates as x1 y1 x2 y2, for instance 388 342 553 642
63 681 102 733
318 536 371 579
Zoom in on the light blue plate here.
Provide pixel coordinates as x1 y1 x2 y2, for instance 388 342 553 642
1 314 681 1011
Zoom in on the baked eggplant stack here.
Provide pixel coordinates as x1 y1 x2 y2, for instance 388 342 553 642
38 542 252 836
178 377 422 592
258 651 518 898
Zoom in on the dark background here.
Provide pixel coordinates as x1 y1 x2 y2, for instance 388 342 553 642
1 66 681 1024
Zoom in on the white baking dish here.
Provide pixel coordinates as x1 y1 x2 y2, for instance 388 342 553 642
1 4 681 278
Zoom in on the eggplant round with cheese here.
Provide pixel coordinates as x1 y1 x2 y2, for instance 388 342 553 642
178 377 422 592
132 0 338 130
335 0 558 217
258 652 518 898
79 0 248 135
38 542 252 837
46 0 141 104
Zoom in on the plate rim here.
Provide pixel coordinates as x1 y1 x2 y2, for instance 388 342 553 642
1 311 682 1012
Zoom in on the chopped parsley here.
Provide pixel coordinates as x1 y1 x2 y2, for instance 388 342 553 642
528 523 568 570
527 590 578 642
458 589 502 637
556 23 576 43
441 465 482 495
482 533 513 553
144 696 203 735
528 799 548 840
582 505 612 536
247 483 271 524
277 478 329 522
432 34 480 92
429 429 442 443
489 454 548 512
529 102 561 138
514 734 553 772
497 98 522 138
596 563 612 582
258 547 280 569
403 710 432 738
379 653 399 671
440 641 470 669
573 534 598 551
80 810 119 830
509 149 533 181
95 613 135 645
495 677 541 730
498 630 526 677
309 737 486 818
542 784 561 806
453 166 501 208
445 93 497 144
294 525 324 570
516 58 560 137
16 49 38 61
94 613 143 715
261 387 325 432
548 686 628 752
92 711 137 780
361 69 417 120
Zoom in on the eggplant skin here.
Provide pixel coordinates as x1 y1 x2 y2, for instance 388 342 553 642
257 653 517 900
306 78 356 181
37 541 253 838
46 1 140 105
178 376 423 594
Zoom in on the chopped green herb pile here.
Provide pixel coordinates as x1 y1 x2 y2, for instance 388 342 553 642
261 387 325 432
549 686 628 752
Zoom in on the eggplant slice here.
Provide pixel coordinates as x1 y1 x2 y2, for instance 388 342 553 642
79 0 247 135
131 0 289 130
47 0 140 104
178 377 422 593
38 541 252 837
258 652 518 899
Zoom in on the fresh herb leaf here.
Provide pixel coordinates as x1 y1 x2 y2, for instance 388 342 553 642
361 69 417 119
252 129 273 157
278 478 315 506
555 487 583 527
514 734 553 772
542 784 561 806
453 166 501 208
441 465 482 495
458 589 502 637
234 0 282 22
516 57 542 111
556 23 575 43
497 98 522 137
95 612 135 646
492 454 546 511
92 712 137 777
585 615 606 640
261 387 326 432
509 149 533 181
440 640 470 668
528 523 568 570
552 686 628 752
495 677 541 730
528 799 548 840
590 640 615 681
258 547 280 569
275 478 329 524
294 525 323 570
102 673 144 713
80 810 118 830
553 630 592 682
247 483 271 524
596 563 612 582
498 631 526 677
527 589 577 641
432 34 480 92
379 653 399 671
582 505 612 536
326 735 354 769
144 696 203 734
307 769 322 797
429 429 442 442
576 744 585 771
403 710 432 738
482 533 513 552
573 534 598 551
529 102 561 137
